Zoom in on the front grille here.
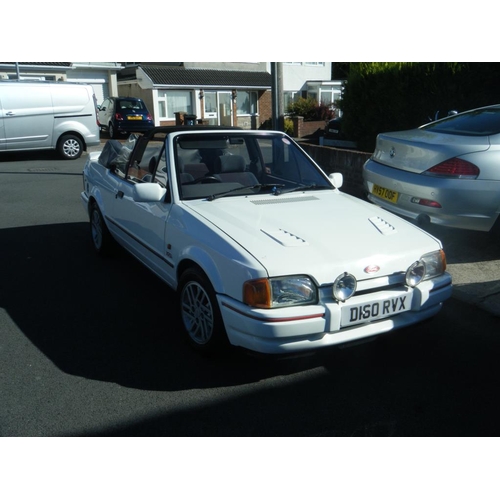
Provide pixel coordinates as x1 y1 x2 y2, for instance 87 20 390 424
319 273 407 302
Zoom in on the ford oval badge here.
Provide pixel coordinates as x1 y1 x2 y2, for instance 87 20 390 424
364 265 380 274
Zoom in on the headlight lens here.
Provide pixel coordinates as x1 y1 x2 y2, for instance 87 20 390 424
422 249 447 278
406 249 446 287
333 272 357 302
243 276 317 308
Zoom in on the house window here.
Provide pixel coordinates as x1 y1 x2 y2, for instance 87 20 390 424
158 90 194 119
319 86 342 106
236 91 257 115
283 91 299 111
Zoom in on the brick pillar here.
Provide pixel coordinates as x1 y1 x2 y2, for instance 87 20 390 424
292 116 304 138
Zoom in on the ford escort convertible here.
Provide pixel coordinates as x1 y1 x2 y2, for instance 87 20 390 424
81 127 452 354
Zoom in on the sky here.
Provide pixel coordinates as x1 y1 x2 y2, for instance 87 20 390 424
5 2 493 63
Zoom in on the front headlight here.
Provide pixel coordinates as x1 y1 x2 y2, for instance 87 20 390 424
243 275 317 308
406 249 446 287
422 249 447 278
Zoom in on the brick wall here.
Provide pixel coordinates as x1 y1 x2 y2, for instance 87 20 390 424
300 143 371 198
292 116 326 138
258 90 272 127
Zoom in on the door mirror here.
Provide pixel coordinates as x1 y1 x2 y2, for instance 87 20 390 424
329 172 343 189
132 183 166 202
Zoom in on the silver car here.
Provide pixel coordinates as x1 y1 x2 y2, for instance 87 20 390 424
363 105 500 233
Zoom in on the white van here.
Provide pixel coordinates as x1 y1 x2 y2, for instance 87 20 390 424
0 80 100 159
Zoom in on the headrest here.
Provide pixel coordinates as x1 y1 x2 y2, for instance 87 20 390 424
215 155 246 173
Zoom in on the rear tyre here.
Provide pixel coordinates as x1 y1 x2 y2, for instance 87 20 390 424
109 123 116 139
58 134 83 159
89 202 115 256
179 267 228 354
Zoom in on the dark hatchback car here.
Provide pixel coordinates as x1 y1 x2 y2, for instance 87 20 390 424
98 97 154 138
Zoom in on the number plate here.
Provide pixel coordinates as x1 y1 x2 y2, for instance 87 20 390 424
372 184 399 203
127 116 143 120
341 291 412 327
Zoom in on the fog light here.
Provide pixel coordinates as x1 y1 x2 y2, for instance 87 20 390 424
406 261 425 287
333 272 357 302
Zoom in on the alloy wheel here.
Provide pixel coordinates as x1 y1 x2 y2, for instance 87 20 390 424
181 280 214 345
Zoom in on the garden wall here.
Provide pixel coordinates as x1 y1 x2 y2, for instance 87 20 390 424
300 143 372 198
291 116 326 138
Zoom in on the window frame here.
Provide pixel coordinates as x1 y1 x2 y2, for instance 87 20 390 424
236 90 258 116
157 90 195 120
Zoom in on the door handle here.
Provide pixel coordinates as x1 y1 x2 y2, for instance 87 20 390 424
6 111 15 116
116 191 124 199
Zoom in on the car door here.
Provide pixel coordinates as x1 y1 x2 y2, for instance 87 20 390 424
98 98 113 129
2 83 54 150
111 139 175 286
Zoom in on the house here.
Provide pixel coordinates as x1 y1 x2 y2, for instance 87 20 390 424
117 62 342 130
0 62 123 103
117 62 272 129
281 62 343 111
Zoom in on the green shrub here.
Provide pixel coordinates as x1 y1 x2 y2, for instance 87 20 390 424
340 62 500 152
284 118 294 135
287 97 335 122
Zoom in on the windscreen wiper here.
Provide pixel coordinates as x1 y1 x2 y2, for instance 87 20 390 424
207 184 285 201
283 184 333 194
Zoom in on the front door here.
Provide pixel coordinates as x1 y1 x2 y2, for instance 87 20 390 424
106 140 175 287
218 92 232 126
203 91 233 126
204 92 217 125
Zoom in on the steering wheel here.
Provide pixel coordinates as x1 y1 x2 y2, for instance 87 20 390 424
193 176 221 184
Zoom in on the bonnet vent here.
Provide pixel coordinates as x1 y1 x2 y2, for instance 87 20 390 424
369 216 397 235
261 228 309 247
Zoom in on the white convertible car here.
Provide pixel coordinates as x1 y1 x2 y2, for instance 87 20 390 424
81 127 452 354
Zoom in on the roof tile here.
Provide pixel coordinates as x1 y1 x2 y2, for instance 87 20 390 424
139 65 271 88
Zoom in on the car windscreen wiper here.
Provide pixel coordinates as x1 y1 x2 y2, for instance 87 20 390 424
283 184 333 194
207 184 285 201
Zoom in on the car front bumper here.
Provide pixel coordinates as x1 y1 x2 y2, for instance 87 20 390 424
218 272 452 354
363 159 500 232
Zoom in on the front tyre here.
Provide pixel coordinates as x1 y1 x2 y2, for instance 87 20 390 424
89 202 115 256
179 268 228 353
57 134 83 159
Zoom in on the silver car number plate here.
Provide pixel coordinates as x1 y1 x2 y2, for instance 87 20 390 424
341 290 413 327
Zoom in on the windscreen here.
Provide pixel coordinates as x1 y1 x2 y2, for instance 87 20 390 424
174 132 333 200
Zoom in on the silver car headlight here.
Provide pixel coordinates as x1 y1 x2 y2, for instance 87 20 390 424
406 250 447 287
243 275 317 308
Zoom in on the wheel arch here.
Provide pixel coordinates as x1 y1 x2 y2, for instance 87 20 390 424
86 190 106 218
56 131 87 151
176 249 225 295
